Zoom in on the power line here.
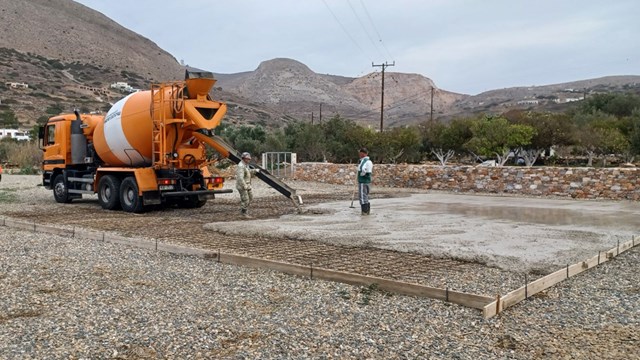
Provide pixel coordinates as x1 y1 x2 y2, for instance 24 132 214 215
321 0 366 55
346 0 384 60
348 87 433 120
359 0 394 60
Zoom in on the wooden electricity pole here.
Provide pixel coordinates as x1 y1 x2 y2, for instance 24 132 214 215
372 61 395 132
430 86 434 122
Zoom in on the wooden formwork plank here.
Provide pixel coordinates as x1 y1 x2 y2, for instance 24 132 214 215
618 240 633 254
156 242 214 257
312 268 493 309
483 300 499 318
447 290 495 309
221 253 312 278
104 234 157 251
610 239 635 257
35 224 74 237
527 268 567 295
74 228 106 242
486 238 640 318
500 286 526 310
4 218 36 231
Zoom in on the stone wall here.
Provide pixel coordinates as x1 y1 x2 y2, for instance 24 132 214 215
294 163 640 201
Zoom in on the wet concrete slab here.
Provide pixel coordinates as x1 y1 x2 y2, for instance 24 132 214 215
205 193 640 273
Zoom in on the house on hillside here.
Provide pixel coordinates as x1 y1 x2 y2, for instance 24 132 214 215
516 99 539 105
5 82 29 89
78 85 108 95
553 96 584 103
0 129 30 141
110 82 139 93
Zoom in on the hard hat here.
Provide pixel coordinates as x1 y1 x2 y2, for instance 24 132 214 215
241 152 251 159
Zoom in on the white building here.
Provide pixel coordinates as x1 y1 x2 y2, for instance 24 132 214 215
5 82 29 89
517 99 539 105
110 82 138 93
0 129 30 141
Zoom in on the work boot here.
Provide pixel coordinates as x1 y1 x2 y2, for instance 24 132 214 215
241 209 252 219
360 204 366 215
364 203 370 215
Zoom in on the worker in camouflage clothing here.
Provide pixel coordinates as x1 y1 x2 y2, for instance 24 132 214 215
236 152 258 218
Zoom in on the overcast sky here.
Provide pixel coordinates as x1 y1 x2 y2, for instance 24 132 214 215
74 0 638 95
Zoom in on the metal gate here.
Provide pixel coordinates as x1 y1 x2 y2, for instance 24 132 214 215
261 152 296 178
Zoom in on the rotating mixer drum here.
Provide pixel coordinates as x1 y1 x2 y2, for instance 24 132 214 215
92 88 175 167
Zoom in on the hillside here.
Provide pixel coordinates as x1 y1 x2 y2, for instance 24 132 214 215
0 0 639 131
452 76 640 116
214 58 465 128
0 0 182 82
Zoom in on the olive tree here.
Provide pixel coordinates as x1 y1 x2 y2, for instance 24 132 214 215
464 115 536 166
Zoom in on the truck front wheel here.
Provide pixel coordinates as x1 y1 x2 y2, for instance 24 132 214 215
52 174 72 203
98 175 121 210
120 177 144 213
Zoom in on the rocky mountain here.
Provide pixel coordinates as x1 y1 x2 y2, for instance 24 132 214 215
0 0 183 81
213 58 465 128
0 0 638 131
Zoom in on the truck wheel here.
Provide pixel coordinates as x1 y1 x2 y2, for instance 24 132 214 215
98 175 121 210
120 177 144 213
52 174 72 203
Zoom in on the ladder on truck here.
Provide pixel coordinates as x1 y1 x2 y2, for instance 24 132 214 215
151 82 185 168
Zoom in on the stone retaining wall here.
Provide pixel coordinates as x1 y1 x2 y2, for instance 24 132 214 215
294 163 640 200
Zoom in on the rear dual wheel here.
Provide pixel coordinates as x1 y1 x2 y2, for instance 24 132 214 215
98 175 121 210
120 177 144 213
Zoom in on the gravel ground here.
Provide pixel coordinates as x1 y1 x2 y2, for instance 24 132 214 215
1 175 639 359
1 227 639 359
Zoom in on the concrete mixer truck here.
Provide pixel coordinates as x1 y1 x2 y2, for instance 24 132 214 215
39 69 301 212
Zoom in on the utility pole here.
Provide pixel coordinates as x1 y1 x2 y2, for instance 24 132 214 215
372 61 395 132
311 112 314 125
430 86 434 122
319 103 323 123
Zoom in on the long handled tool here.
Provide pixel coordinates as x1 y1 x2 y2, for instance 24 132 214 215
349 182 357 208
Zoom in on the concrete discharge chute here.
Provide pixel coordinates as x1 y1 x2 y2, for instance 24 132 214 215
39 70 301 212
192 132 302 206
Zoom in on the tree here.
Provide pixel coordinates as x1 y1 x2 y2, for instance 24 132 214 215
321 115 366 163
219 124 268 158
464 115 536 166
374 126 422 164
421 118 473 165
0 108 19 128
627 109 640 163
573 112 628 166
581 93 640 118
504 110 575 166
284 121 327 162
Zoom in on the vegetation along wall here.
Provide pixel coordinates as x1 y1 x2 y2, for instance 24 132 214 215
295 163 640 201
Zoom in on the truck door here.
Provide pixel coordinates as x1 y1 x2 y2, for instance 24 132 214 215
41 122 66 171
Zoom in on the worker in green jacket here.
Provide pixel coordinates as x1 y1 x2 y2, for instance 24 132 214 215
357 147 373 215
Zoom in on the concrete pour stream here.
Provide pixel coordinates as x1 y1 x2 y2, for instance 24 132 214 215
205 193 640 273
